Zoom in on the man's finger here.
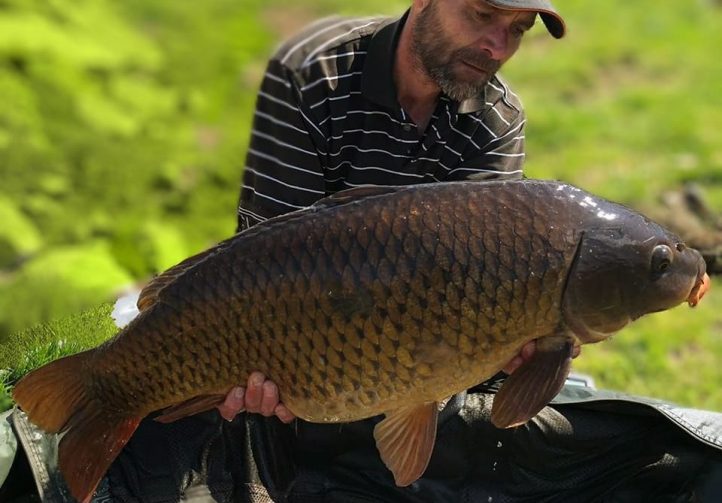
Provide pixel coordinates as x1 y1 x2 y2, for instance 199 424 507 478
501 340 537 374
274 404 296 424
244 371 266 412
572 345 581 359
217 386 245 421
520 339 537 361
260 380 280 416
502 356 524 375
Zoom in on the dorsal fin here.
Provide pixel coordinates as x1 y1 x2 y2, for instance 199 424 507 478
313 185 404 209
136 246 222 311
137 185 403 311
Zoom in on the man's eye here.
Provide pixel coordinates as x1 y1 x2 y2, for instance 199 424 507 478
475 10 492 21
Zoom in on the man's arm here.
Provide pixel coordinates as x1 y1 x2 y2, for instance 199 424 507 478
224 56 332 422
236 58 327 232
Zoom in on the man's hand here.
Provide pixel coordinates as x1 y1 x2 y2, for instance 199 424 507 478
218 341 582 422
217 371 296 423
502 340 582 374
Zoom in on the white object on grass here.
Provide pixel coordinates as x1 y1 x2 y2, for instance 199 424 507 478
111 289 141 328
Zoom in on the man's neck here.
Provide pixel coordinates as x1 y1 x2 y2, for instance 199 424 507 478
394 16 439 134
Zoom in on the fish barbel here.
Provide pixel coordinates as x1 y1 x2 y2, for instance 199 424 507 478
13 180 710 502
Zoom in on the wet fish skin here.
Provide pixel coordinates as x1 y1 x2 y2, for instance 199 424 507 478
12 179 708 501
95 181 577 421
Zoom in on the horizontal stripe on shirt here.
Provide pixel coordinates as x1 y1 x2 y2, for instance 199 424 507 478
238 14 526 231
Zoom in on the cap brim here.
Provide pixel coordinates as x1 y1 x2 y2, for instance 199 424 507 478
482 1 566 39
539 11 565 39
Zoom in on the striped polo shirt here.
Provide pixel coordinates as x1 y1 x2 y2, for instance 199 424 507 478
237 12 526 231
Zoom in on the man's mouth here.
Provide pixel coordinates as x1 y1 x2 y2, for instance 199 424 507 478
460 61 488 75
456 51 500 78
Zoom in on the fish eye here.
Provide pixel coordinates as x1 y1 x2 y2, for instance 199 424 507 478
651 244 674 273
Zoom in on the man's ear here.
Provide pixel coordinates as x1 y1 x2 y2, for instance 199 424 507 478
413 0 432 12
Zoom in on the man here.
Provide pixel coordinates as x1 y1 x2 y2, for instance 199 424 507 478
2 0 721 501
218 0 566 424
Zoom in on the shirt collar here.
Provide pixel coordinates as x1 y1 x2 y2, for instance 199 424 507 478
361 12 406 111
361 10 488 115
457 95 487 114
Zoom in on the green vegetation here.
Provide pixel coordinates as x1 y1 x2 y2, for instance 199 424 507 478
0 303 117 411
1 0 721 411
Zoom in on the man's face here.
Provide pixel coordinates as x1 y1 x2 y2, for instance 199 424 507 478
412 0 536 101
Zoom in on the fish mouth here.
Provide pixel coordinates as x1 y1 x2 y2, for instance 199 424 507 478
687 271 710 307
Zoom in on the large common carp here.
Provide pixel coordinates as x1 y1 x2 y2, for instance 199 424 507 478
13 180 710 502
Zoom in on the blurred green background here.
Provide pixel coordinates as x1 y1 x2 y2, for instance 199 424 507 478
1 0 721 410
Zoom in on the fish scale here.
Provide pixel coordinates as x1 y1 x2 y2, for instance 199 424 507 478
13 180 709 502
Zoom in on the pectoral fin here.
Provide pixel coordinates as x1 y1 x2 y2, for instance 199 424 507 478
373 402 439 486
491 337 574 429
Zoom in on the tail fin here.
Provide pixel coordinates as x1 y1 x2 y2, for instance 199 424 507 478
58 409 140 503
13 351 141 503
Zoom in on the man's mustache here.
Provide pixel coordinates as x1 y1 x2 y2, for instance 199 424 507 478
456 48 501 74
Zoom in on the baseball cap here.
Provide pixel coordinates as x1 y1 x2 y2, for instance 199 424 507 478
483 0 566 39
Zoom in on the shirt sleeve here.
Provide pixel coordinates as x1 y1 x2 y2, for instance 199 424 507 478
236 59 328 232
448 109 526 182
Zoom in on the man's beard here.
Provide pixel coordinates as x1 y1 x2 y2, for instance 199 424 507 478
411 1 501 101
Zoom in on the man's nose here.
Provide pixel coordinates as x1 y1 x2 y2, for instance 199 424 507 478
477 26 508 61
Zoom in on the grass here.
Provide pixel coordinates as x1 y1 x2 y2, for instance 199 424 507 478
0 304 117 410
572 288 722 410
507 1 722 202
